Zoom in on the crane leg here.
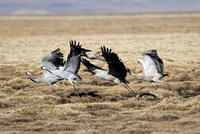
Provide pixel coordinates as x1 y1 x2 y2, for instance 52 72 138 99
73 85 80 97
51 84 62 95
76 83 88 95
52 88 55 95
50 84 58 95
123 83 157 99
68 79 81 97
123 83 136 97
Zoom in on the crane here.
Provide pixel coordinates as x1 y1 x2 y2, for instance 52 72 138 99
81 46 136 96
127 49 182 97
41 40 88 97
26 48 64 93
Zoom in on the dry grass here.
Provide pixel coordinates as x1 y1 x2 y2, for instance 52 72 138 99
0 13 200 133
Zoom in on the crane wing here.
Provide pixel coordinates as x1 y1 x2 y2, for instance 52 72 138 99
101 46 127 82
42 48 64 70
66 40 92 60
64 54 81 74
142 49 164 74
63 40 91 71
42 70 64 82
142 49 163 64
81 58 105 74
67 40 82 60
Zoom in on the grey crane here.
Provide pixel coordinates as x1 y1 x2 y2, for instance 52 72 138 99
26 48 64 93
127 49 182 97
41 40 88 96
81 46 136 96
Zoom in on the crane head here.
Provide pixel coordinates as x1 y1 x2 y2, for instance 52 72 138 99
41 66 46 70
25 72 31 76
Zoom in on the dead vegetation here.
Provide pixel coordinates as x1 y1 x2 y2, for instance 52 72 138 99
0 13 200 133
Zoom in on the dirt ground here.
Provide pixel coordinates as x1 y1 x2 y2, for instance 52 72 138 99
0 13 200 133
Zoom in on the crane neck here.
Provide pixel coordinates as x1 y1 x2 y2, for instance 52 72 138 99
26 72 41 83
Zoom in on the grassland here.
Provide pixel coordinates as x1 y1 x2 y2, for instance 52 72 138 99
0 13 200 133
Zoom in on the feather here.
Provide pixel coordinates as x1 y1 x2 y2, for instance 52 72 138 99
101 46 127 83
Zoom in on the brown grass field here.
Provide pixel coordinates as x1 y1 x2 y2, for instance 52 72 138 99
0 13 200 133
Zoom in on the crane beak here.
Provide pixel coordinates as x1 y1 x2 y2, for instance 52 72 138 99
25 72 29 75
95 51 102 57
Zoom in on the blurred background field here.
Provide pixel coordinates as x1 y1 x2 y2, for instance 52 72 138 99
0 13 200 133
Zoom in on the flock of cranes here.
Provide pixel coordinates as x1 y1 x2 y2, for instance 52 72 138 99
26 40 182 98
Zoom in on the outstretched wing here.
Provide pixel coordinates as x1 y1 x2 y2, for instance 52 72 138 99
101 46 127 82
67 40 92 59
63 40 91 71
142 50 163 64
42 48 64 70
64 54 81 74
67 40 82 59
81 58 105 73
63 40 81 71
142 49 164 73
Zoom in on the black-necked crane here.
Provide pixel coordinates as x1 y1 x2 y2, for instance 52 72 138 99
127 49 182 97
81 46 136 96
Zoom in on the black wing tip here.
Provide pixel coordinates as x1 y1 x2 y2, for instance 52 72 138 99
55 48 60 51
51 48 64 57
142 49 164 65
81 58 90 66
47 48 64 67
142 49 158 56
52 48 61 53
69 40 82 47
69 40 93 52
147 49 157 52
100 46 120 64
101 46 112 55
101 47 127 80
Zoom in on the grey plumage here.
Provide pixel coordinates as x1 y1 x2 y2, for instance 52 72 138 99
26 48 64 92
128 49 167 82
26 40 89 96
142 49 164 74
41 40 87 96
128 49 182 97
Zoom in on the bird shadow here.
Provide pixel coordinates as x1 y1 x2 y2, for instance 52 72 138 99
57 91 102 104
90 80 117 86
178 93 200 98
69 91 101 98
57 91 101 98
